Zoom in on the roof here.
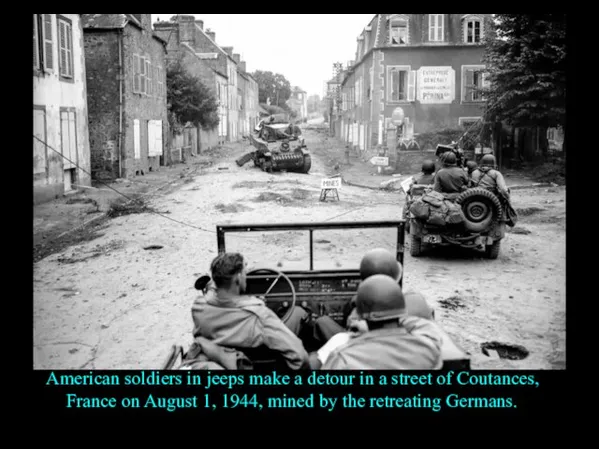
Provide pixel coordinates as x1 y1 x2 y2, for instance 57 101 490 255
81 14 167 46
81 14 139 30
180 43 228 78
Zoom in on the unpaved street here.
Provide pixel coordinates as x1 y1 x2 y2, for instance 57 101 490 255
33 129 566 370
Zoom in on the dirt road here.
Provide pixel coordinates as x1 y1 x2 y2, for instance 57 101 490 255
33 129 566 370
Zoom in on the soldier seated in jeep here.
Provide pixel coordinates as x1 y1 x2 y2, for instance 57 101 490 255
433 152 469 195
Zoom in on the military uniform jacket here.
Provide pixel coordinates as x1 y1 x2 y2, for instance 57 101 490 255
433 167 469 193
191 292 309 370
322 315 443 370
471 168 509 195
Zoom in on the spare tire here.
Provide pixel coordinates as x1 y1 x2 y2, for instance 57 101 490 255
456 187 502 232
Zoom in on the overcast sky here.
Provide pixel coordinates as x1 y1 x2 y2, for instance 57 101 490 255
152 14 376 98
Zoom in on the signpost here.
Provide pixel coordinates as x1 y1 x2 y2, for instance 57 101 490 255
370 156 389 174
320 177 341 202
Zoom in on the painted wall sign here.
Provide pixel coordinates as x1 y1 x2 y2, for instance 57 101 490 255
417 66 455 104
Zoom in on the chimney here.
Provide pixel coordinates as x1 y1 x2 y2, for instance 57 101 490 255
240 61 246 72
206 28 216 42
222 46 234 56
176 15 196 43
195 19 204 30
233 53 240 64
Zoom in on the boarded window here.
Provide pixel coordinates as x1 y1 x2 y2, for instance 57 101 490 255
60 110 77 169
33 108 47 174
134 119 141 159
148 120 163 157
58 17 74 78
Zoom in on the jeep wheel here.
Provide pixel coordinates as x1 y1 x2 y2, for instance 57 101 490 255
485 240 501 259
410 234 423 257
456 187 503 233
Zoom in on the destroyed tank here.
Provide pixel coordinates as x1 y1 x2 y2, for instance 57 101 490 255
236 114 311 174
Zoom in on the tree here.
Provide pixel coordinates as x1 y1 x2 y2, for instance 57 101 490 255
482 14 566 149
252 70 292 109
166 59 219 131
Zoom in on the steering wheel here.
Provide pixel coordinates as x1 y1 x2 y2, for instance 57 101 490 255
246 268 297 323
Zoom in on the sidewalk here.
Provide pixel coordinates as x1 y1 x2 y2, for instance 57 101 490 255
33 150 225 263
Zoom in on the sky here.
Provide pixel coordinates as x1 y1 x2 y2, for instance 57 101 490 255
152 14 376 98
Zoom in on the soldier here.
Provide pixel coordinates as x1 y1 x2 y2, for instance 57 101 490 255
470 154 509 198
413 160 436 185
191 252 310 370
320 275 443 370
432 152 469 194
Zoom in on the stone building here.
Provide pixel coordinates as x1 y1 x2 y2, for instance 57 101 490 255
154 16 244 143
286 86 308 122
34 14 92 204
82 14 168 180
336 14 493 169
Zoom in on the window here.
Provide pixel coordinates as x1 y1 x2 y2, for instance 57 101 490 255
133 55 152 95
462 65 488 102
389 15 409 45
33 14 54 73
428 14 444 42
387 66 415 102
58 16 74 80
463 15 483 43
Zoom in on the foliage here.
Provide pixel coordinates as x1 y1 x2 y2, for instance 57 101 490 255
166 59 220 131
415 125 489 152
482 14 566 130
252 70 292 109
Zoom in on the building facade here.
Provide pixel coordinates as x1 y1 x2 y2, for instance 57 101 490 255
286 87 308 122
34 14 92 204
337 14 493 155
82 14 168 180
154 16 245 142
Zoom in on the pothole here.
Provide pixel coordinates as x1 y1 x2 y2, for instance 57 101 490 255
438 296 466 310
515 206 545 216
144 245 163 250
481 341 529 360
509 226 531 235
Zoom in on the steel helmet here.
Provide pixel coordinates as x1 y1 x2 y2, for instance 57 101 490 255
443 152 457 166
359 248 403 281
480 154 496 167
404 291 434 320
466 160 478 172
421 160 435 174
356 274 406 322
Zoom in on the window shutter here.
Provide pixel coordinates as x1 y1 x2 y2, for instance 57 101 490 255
43 14 54 71
134 119 141 159
437 15 443 41
66 22 73 77
145 59 151 96
140 57 146 94
428 15 435 41
59 20 67 76
133 55 140 93
67 111 77 168
33 109 47 174
407 70 416 101
464 69 474 101
34 15 39 69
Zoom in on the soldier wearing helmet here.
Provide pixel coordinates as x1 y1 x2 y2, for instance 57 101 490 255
320 275 443 370
471 154 510 198
433 151 469 194
413 160 436 185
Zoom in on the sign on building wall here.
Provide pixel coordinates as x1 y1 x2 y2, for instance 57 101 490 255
416 66 455 104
